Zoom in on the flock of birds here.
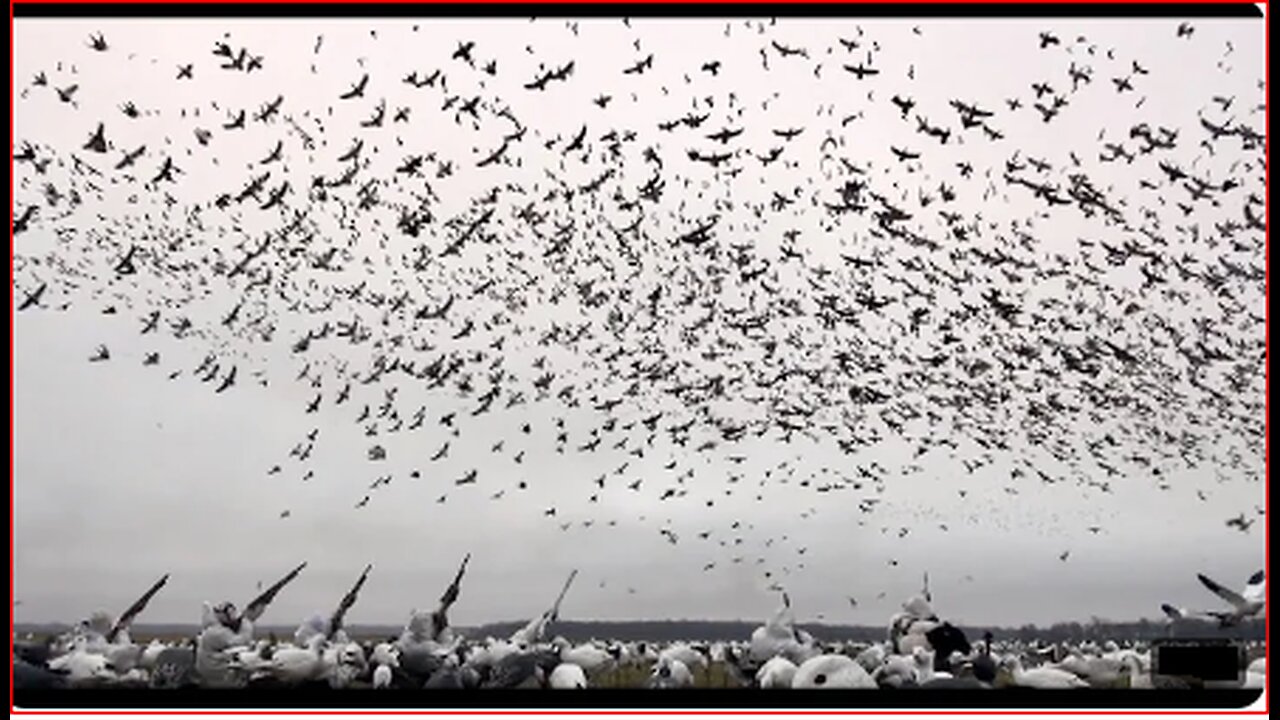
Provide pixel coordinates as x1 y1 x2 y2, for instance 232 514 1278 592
12 560 1268 691
13 15 1266 651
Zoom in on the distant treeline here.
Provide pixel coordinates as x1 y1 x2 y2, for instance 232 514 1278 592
458 618 1266 644
16 617 1265 644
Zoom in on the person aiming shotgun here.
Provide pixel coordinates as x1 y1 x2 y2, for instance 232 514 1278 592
293 563 375 646
57 573 170 675
510 569 578 646
196 562 307 687
400 553 471 650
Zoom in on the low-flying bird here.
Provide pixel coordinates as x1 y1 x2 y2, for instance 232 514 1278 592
1162 571 1265 627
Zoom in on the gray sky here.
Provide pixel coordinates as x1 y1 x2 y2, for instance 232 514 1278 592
13 14 1266 630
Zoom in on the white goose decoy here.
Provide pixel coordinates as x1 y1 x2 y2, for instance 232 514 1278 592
1055 650 1125 688
226 641 274 676
756 655 798 688
792 654 877 689
47 641 116 685
648 656 695 688
70 614 145 679
873 653 919 688
659 642 708 672
1242 657 1265 689
369 640 400 688
561 640 615 673
630 641 660 664
467 637 519 673
854 642 888 673
371 641 400 669
548 662 589 688
1002 656 1089 688
912 647 953 683
138 639 168 672
264 634 328 685
1120 654 1153 689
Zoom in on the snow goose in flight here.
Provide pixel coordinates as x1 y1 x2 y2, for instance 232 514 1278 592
1161 570 1265 627
1197 570 1265 625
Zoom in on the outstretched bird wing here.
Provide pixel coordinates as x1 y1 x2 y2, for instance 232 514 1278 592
1198 573 1248 610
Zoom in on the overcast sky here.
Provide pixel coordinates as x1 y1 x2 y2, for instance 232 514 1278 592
13 12 1266 631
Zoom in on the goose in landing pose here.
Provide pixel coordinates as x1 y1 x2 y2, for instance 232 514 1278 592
1162 570 1265 627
